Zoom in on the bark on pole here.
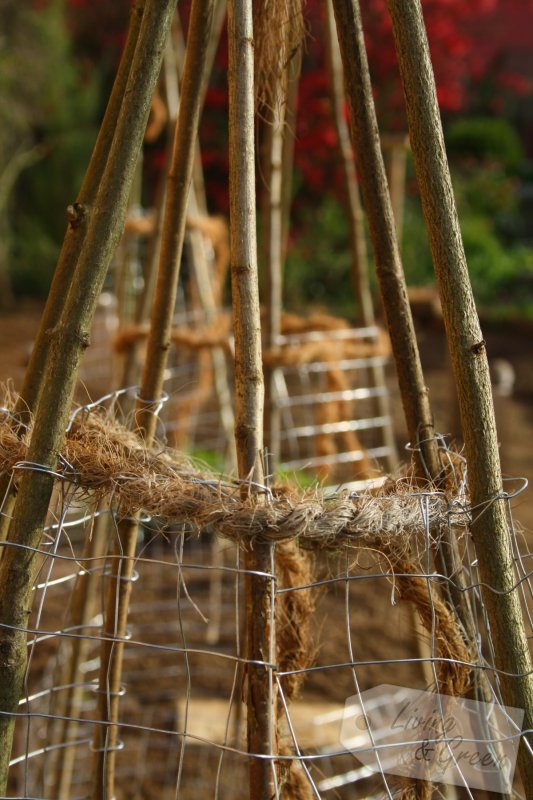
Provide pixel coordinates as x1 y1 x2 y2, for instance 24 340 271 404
0 0 176 791
261 91 286 473
263 51 301 474
17 0 144 417
324 0 398 475
135 0 215 440
330 0 440 482
0 1 145 545
280 53 300 266
91 1 216 796
227 0 277 797
167 21 236 469
386 0 533 792
325 0 372 328
330 4 494 746
381 132 409 253
50 512 109 799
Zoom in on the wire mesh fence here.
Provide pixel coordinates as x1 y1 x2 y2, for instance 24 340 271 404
80 309 397 483
1 390 531 799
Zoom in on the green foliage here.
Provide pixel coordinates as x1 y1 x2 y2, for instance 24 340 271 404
445 117 524 173
189 449 226 474
451 164 518 221
9 218 60 297
274 467 318 490
284 196 356 317
401 117 533 313
445 119 533 309
1 0 100 297
284 148 533 317
10 125 99 296
459 216 526 304
401 194 433 287
400 190 533 309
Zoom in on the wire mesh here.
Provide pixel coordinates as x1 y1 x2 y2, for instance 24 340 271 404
78 310 397 482
1 390 532 799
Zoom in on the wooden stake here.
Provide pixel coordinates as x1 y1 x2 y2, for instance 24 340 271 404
280 53 300 266
0 0 176 791
135 2 215 440
171 2 227 216
330 0 440 481
0 1 145 545
386 0 533 792
261 92 286 473
325 0 398 475
50 509 109 799
261 49 302 473
328 14 492 800
325 0 371 327
91 1 216 796
16 0 145 418
381 132 409 252
167 21 236 469
120 125 172 396
228 0 277 796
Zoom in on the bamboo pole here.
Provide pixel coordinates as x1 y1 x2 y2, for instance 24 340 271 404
202 0 228 110
0 1 145 546
329 0 474 619
121 4 228 411
186 192 237 469
115 158 144 329
228 0 277 796
171 0 227 217
324 0 398 475
0 2 176 791
167 0 232 707
122 111 173 393
260 20 302 474
16 1 145 419
386 1 533 793
90 1 216 796
90 517 139 800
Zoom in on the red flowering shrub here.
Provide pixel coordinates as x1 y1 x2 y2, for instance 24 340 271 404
62 0 532 211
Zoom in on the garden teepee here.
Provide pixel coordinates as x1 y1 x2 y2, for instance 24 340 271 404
0 0 532 798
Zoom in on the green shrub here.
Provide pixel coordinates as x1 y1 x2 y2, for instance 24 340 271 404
9 218 60 297
445 117 524 173
277 120 533 318
401 194 434 287
460 216 520 304
283 195 356 316
3 1 100 298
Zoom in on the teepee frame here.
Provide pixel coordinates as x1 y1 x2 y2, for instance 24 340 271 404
0 1 532 798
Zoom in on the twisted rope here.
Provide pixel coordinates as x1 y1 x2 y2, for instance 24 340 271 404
0 407 467 554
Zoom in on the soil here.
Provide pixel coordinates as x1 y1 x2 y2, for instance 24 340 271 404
0 300 44 392
401 315 533 533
